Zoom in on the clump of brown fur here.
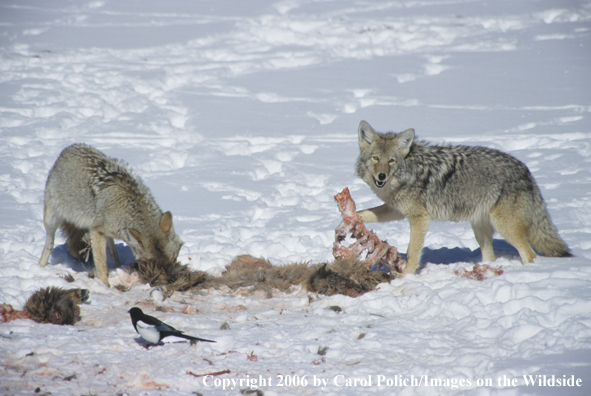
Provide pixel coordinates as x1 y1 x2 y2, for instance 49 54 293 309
194 255 392 298
131 254 393 298
133 258 209 298
306 258 392 297
24 287 89 325
198 255 317 297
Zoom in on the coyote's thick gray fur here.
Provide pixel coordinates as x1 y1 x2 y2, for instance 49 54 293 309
355 120 571 276
38 144 183 286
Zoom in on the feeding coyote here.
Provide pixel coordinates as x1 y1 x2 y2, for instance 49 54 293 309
38 144 183 287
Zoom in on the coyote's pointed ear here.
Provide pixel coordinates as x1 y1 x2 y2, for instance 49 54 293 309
128 228 144 248
160 211 173 234
397 128 415 157
358 121 377 151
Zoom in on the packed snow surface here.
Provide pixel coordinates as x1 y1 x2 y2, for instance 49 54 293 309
1 0 591 395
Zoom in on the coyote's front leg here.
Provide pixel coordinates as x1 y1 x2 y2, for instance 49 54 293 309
358 203 406 223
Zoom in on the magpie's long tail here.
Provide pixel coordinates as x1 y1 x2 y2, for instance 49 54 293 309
178 332 216 343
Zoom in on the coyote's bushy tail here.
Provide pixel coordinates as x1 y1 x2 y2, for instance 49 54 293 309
528 197 571 257
60 221 89 261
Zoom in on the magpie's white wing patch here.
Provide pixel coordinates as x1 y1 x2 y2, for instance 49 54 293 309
136 321 161 344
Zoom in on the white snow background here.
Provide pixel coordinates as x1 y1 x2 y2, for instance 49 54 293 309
1 0 591 395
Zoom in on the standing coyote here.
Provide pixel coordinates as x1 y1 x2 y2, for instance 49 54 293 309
355 120 571 276
38 144 183 287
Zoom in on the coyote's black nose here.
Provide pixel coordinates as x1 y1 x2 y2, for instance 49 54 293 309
378 173 387 181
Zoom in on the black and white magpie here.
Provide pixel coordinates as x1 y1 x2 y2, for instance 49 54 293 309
128 307 216 346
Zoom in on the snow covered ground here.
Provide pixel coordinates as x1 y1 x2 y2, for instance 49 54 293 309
1 0 590 394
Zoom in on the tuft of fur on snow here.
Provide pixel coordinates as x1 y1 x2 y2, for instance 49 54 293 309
198 255 315 298
306 258 392 297
133 258 210 299
134 258 209 288
24 287 89 325
192 255 392 298
131 254 393 298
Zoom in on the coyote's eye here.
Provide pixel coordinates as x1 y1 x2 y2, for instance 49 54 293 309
388 158 395 164
372 156 379 161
